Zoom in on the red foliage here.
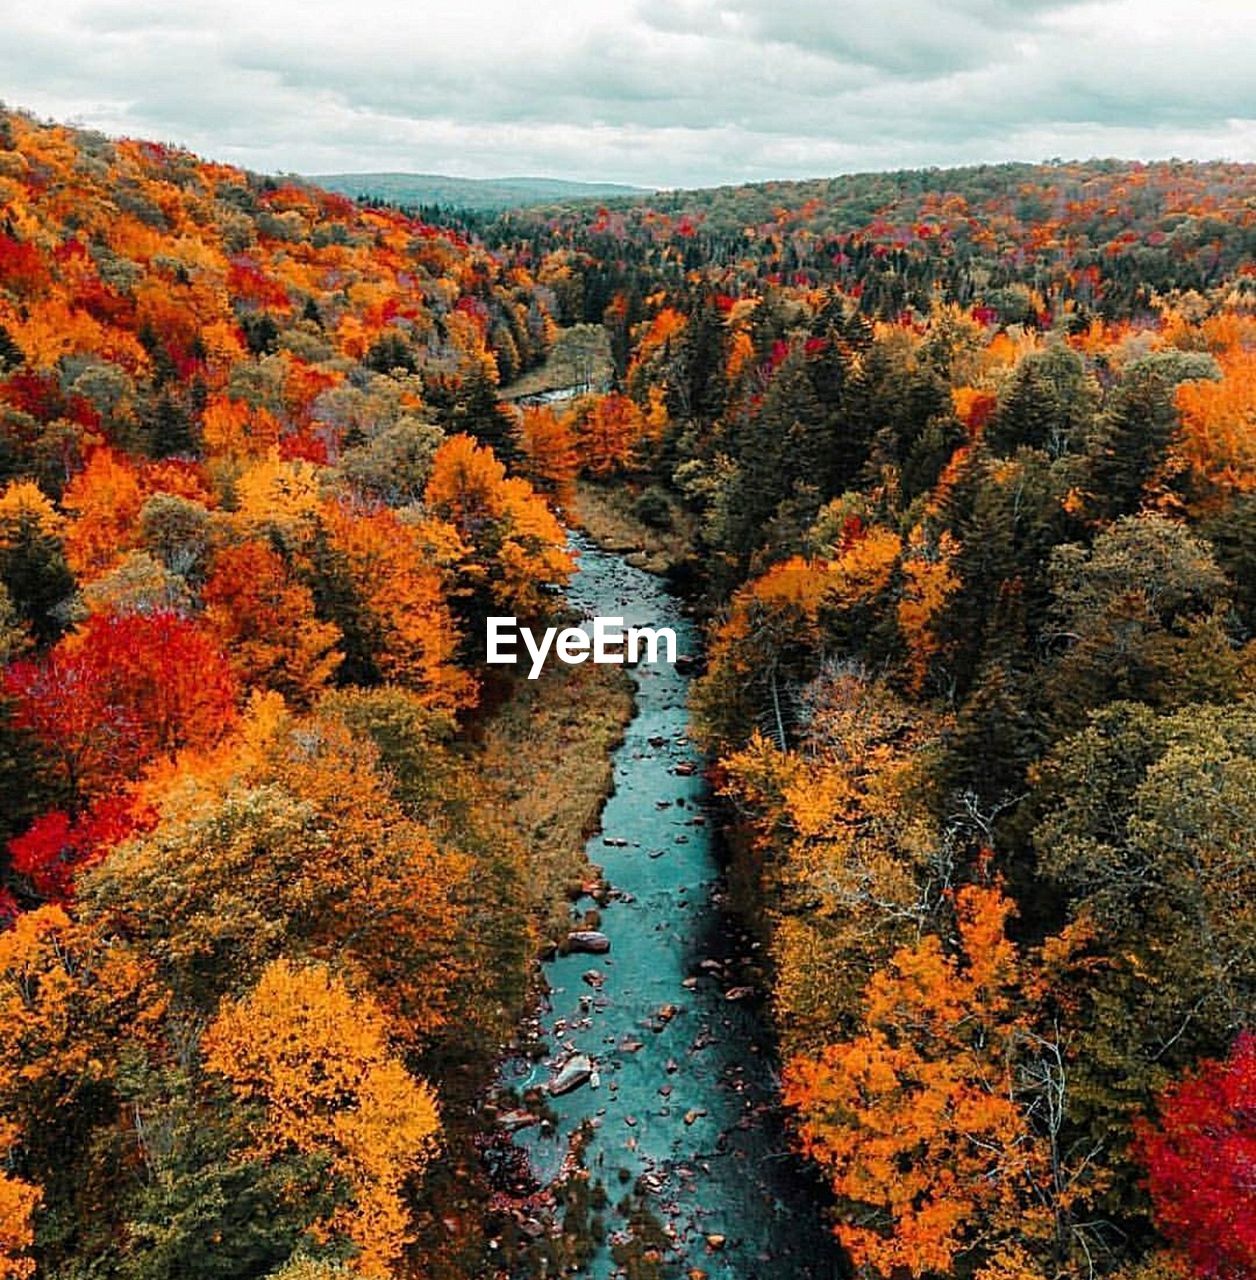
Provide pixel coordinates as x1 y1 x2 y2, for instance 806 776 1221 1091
7 795 154 903
4 611 238 806
1136 1033 1256 1280
226 257 290 311
0 234 49 295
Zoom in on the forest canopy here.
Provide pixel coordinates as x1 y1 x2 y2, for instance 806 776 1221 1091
0 103 1252 1280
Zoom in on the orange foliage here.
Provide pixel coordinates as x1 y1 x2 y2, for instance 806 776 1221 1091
201 395 281 462
1175 345 1256 501
783 885 1091 1278
897 527 961 692
952 385 997 433
576 393 652 478
61 448 144 578
202 540 341 705
203 958 440 1277
517 404 579 510
321 502 473 708
0 1124 38 1280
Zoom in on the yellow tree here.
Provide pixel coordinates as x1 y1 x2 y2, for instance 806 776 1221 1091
202 959 440 1278
0 905 164 1270
424 434 572 616
722 671 946 1051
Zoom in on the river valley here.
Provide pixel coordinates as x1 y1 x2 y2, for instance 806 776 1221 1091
497 535 845 1280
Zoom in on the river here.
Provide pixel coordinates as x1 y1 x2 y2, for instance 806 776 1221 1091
497 534 845 1280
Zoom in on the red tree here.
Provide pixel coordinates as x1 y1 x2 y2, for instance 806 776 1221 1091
4 611 238 808
1136 1033 1256 1280
7 795 153 903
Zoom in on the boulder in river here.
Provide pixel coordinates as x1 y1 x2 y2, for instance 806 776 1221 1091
498 1108 540 1132
549 1054 595 1095
567 930 611 954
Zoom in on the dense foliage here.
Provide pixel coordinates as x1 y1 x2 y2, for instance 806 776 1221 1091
471 160 1254 1279
0 106 578 1279
0 104 1252 1280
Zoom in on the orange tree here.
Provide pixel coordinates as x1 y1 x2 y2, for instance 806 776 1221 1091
783 884 1099 1278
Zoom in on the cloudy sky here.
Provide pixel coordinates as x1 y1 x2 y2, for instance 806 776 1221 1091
2 0 1254 187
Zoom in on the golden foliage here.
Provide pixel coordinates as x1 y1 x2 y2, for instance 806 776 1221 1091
203 959 440 1277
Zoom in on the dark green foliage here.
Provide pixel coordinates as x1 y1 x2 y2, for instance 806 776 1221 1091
630 486 672 530
1032 701 1256 1195
239 313 280 357
985 345 1097 458
1082 363 1182 520
429 367 521 466
0 508 75 645
363 332 418 375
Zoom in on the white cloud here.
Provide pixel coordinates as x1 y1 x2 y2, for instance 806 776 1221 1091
0 0 1252 185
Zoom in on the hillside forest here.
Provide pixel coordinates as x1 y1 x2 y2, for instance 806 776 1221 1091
0 105 1252 1280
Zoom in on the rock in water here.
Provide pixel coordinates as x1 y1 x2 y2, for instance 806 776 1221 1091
498 1109 540 1132
549 1054 595 1095
567 930 611 954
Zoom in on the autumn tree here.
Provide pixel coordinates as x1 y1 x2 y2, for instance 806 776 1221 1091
424 433 572 619
721 669 948 1051
0 480 74 646
60 448 144 579
783 885 1096 1279
6 793 150 903
315 501 472 707
203 959 440 1277
1135 1034 1256 1280
0 907 164 1272
574 392 651 479
81 709 473 1045
0 1123 39 1280
5 611 237 809
516 404 579 510
203 540 341 706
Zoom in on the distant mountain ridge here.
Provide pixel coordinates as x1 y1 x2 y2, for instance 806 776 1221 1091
309 171 651 211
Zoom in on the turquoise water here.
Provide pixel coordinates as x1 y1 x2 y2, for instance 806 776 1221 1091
499 535 844 1279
